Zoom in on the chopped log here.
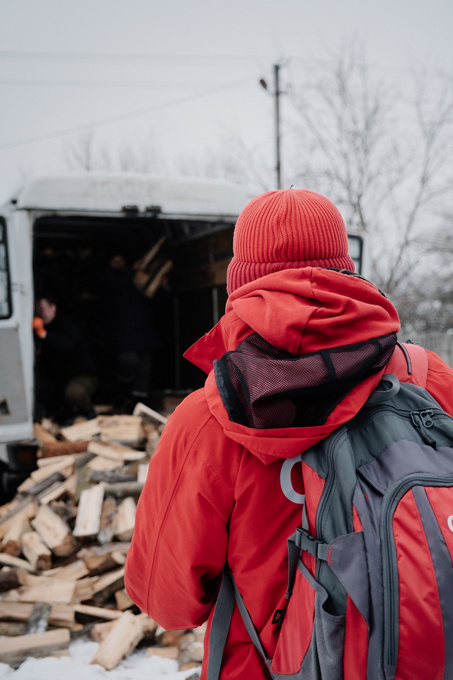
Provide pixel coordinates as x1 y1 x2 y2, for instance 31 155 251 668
133 401 168 425
60 418 101 442
104 482 144 499
0 513 30 556
38 440 90 459
25 471 66 497
90 619 115 642
90 566 125 606
0 498 38 540
78 542 129 575
31 505 77 557
25 601 51 634
178 640 204 669
114 588 134 611
73 485 105 538
38 480 69 505
74 576 99 603
114 497 136 541
155 626 190 647
21 531 52 571
29 459 74 483
97 415 145 446
0 622 27 636
0 567 27 592
89 470 137 484
86 454 121 472
137 462 149 485
148 646 179 660
0 601 74 627
0 628 70 668
43 559 89 581
0 552 36 572
73 603 123 621
88 439 145 462
18 579 76 604
33 422 58 445
90 610 145 671
97 496 117 545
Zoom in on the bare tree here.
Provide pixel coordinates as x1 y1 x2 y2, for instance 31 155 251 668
286 46 453 303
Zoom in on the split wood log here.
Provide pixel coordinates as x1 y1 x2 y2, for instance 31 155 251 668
73 603 123 621
77 542 129 574
114 497 136 541
103 482 144 499
90 610 145 671
42 559 89 581
0 601 74 627
17 578 76 604
137 462 149 485
0 513 30 556
0 627 70 667
90 566 125 606
155 626 190 647
97 415 145 446
61 419 101 442
29 459 74 483
25 471 66 498
0 622 27 636
90 619 115 642
0 498 38 540
73 485 105 538
38 440 90 459
114 588 134 611
87 439 145 462
133 401 168 425
178 639 204 669
38 479 70 505
97 496 117 545
89 470 137 484
0 567 27 592
31 505 77 557
25 601 51 634
74 576 100 603
0 552 36 572
20 531 52 571
33 422 58 444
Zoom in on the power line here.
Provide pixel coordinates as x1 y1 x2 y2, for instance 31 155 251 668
0 76 254 151
0 51 270 61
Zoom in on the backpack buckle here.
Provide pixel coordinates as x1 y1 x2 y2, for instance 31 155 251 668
295 527 329 561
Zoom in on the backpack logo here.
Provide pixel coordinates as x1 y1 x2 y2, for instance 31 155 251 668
448 515 453 532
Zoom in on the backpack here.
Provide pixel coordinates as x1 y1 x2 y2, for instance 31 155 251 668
208 343 453 680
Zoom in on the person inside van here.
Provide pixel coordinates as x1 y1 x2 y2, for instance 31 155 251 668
33 295 97 421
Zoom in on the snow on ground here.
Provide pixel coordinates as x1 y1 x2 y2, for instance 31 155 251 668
0 638 200 680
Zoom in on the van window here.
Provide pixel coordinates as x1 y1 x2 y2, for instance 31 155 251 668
0 220 11 319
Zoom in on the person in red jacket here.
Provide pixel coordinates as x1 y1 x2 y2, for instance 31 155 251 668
125 189 453 679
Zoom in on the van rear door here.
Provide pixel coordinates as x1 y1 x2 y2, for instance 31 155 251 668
0 212 33 442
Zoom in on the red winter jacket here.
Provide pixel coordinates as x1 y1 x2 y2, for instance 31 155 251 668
125 268 453 679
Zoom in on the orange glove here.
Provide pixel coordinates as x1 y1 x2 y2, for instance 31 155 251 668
33 316 47 339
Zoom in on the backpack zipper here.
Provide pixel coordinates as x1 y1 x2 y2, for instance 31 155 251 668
381 473 453 669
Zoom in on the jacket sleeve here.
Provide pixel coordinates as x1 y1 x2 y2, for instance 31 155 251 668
124 390 239 630
426 349 453 416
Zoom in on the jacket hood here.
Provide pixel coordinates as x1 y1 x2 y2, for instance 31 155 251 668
184 268 400 464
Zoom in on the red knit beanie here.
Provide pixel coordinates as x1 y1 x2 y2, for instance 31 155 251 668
226 189 355 294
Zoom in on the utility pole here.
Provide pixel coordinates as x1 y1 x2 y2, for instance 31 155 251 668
260 63 283 190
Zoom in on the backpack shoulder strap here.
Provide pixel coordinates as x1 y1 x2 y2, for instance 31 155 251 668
396 341 429 388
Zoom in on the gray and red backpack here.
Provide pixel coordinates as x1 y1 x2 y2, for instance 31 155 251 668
209 342 453 680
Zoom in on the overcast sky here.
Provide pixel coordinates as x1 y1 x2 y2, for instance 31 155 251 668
0 0 452 203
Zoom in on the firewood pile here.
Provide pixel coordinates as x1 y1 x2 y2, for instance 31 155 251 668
0 402 205 673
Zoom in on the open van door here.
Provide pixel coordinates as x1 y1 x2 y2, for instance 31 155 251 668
0 211 34 447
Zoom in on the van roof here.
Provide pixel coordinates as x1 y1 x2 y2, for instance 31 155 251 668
15 173 249 218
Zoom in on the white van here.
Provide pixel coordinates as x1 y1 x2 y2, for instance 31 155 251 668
0 173 365 499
